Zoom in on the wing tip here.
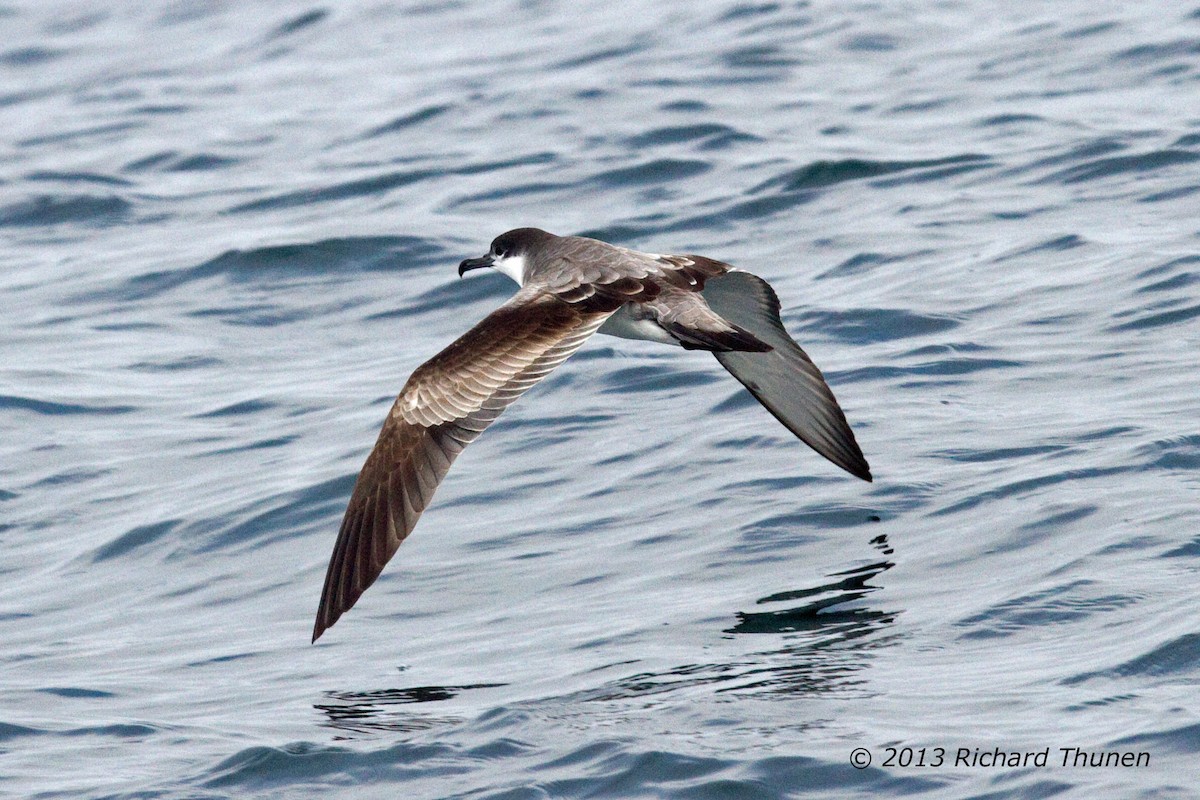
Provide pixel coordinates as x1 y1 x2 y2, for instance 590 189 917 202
312 605 334 643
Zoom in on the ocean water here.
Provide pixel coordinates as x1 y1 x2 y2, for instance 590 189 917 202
2 1 1199 797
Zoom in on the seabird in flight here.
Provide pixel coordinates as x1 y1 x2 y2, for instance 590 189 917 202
312 228 871 641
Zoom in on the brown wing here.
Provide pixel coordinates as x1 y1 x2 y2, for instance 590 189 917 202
313 287 613 641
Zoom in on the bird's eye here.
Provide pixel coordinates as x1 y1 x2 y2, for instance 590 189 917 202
495 248 506 258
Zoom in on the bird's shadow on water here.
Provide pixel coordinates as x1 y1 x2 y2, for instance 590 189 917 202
314 683 507 739
729 538 895 638
581 536 898 700
314 536 898 736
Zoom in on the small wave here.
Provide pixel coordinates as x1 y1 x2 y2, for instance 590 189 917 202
123 149 238 172
721 43 800 69
750 155 990 194
957 579 1139 641
450 180 569 207
0 46 64 66
837 355 1025 386
994 234 1088 260
1132 255 1200 294
933 444 1068 464
625 123 760 149
36 687 116 698
200 435 298 456
1041 149 1200 185
599 363 723 393
0 394 136 415
794 308 961 345
0 722 44 741
1112 721 1200 756
199 741 460 789
266 9 329 40
229 153 555 213
191 474 353 554
192 399 277 419
0 194 130 227
1140 184 1200 202
109 236 442 300
1136 434 1200 471
1112 38 1200 64
1110 303 1200 332
29 467 111 488
27 170 131 186
977 113 1044 127
1111 252 1200 328
555 39 647 70
590 159 712 187
1067 632 1200 685
364 104 453 138
816 250 937 278
1063 21 1119 39
841 33 899 52
384 270 512 318
229 170 438 213
92 520 181 563
933 466 1133 517
62 723 158 738
16 120 145 147
169 153 240 171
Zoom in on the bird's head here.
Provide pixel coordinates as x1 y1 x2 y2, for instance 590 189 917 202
458 227 554 286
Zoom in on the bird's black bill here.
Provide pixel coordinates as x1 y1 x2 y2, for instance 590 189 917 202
458 255 494 276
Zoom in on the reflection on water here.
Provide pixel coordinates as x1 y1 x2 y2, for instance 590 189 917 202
316 537 897 734
731 543 895 637
578 536 898 701
316 683 506 738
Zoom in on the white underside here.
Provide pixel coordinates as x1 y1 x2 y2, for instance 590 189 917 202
596 306 679 345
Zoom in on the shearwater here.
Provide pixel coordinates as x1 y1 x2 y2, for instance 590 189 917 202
312 228 871 641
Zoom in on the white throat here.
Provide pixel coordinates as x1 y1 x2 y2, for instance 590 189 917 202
491 254 526 286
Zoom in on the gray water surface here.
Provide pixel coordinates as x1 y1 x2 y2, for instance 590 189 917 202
2 1 1199 798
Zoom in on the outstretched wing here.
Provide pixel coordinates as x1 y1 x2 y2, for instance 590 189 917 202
313 287 613 641
701 270 872 481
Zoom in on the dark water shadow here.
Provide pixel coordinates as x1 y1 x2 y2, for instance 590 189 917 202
728 553 895 637
579 537 899 701
315 683 507 738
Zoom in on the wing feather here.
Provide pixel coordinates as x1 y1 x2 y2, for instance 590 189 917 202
701 270 872 481
313 287 613 641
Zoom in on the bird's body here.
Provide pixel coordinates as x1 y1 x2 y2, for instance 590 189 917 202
312 228 870 642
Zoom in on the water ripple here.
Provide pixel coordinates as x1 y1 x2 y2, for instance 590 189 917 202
591 159 712 186
1041 148 1200 184
0 394 136 415
4 1 1199 798
0 194 131 227
107 236 442 301
625 123 760 149
750 154 991 194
